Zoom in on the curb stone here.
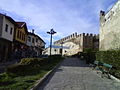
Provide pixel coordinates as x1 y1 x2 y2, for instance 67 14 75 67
93 68 120 83
110 75 120 82
30 60 63 90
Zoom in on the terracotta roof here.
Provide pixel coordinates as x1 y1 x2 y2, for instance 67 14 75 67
16 22 28 33
16 22 26 28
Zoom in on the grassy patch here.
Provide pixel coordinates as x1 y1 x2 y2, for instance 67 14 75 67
0 56 64 90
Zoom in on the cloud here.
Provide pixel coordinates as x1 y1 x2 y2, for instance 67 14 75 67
0 0 117 47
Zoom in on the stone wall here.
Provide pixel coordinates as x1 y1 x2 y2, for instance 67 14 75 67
100 0 120 51
54 33 99 55
54 32 78 45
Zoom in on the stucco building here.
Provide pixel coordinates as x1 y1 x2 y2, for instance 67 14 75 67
0 13 15 61
100 0 120 51
12 22 28 58
27 30 45 57
13 22 28 51
42 45 69 55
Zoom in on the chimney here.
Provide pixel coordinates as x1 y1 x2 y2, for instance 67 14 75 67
32 29 34 34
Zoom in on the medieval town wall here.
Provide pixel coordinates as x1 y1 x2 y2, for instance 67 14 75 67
54 32 98 55
100 0 120 50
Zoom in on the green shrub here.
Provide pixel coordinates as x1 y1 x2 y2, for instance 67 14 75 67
96 50 120 78
6 58 49 75
6 64 30 75
20 58 40 65
0 56 64 89
80 49 97 64
20 58 48 66
6 56 63 76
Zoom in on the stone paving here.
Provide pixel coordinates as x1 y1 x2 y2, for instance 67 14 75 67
37 58 120 90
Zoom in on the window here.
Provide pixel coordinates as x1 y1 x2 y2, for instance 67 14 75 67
22 34 24 40
59 49 62 55
19 31 21 39
28 36 31 42
65 50 67 53
5 24 8 32
22 34 24 41
54 49 57 52
32 38 34 43
17 30 19 38
36 38 38 42
24 34 25 41
10 27 13 34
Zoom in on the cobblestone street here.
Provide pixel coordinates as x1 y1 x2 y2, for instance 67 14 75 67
37 58 120 90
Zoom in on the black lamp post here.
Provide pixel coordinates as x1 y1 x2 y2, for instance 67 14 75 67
47 29 56 56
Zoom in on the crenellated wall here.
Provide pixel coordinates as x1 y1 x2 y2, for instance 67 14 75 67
54 32 78 45
54 32 99 55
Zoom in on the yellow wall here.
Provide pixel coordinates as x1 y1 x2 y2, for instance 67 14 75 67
15 27 27 44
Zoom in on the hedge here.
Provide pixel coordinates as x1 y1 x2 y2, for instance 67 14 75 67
6 55 63 76
20 58 48 66
96 50 120 78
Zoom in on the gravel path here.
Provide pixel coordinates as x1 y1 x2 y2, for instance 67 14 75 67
37 58 120 90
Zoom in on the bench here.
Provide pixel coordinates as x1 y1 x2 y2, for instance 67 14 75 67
101 63 112 79
91 61 113 79
93 61 99 69
89 61 98 68
91 61 103 70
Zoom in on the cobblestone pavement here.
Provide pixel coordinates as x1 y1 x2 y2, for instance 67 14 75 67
37 58 120 90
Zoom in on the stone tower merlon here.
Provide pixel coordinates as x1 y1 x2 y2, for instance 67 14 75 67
81 33 85 37
73 33 74 37
77 34 81 38
86 33 89 36
75 32 77 37
100 10 106 25
72 32 77 38
90 34 93 36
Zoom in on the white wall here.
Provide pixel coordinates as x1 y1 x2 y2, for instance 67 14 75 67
27 35 35 46
100 0 120 50
43 42 80 56
43 47 60 55
62 42 79 55
1 16 14 41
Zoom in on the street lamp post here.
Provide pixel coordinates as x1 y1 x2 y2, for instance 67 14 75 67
47 29 56 56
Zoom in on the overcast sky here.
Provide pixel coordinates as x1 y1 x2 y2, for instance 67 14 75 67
0 0 118 47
